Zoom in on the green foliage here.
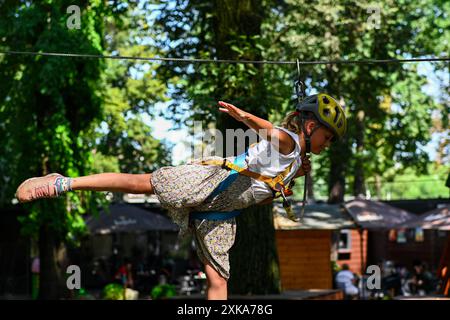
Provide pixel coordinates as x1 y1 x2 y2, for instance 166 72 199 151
154 0 271 123
102 283 125 300
331 261 341 273
150 284 176 300
0 2 171 300
0 1 171 243
291 162 449 201
94 5 172 172
0 0 109 245
365 163 450 200
265 0 448 198
74 287 95 300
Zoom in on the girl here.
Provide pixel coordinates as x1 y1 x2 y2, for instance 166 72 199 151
16 93 347 300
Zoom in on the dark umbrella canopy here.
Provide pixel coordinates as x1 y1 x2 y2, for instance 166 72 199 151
344 199 415 230
85 203 179 234
399 205 450 230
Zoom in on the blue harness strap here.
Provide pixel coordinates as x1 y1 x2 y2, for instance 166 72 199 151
189 210 241 221
189 151 248 222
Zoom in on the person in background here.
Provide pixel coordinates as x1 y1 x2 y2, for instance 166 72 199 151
409 260 435 295
335 264 359 299
115 257 134 288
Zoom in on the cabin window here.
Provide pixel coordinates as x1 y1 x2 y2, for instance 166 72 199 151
338 230 351 252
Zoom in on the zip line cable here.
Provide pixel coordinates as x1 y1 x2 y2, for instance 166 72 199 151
0 50 449 65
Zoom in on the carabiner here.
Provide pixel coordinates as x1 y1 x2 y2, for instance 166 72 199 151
295 59 306 103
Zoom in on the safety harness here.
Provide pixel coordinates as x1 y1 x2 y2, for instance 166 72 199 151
189 143 299 223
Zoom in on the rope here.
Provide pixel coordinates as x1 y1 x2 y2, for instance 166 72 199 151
0 50 449 65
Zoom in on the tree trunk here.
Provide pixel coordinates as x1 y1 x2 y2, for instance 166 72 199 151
230 205 281 294
353 110 366 197
328 141 347 204
307 172 315 202
37 158 64 299
38 223 63 300
213 0 281 294
325 64 348 204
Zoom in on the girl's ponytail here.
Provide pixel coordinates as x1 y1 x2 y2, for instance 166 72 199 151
281 111 317 134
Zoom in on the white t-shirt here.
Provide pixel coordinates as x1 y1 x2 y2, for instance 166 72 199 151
244 126 302 203
335 270 358 295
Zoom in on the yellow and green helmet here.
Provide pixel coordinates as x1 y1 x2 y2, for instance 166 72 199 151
296 93 347 141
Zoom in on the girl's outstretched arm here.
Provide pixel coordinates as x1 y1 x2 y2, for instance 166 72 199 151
217 101 295 155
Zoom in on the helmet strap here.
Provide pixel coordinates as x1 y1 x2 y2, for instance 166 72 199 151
299 116 321 155
305 135 311 154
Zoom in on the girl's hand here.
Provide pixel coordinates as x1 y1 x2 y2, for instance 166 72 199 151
217 101 250 122
295 156 311 177
301 156 311 174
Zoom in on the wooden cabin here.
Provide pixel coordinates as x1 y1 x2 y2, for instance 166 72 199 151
275 229 333 289
273 203 363 291
273 199 423 291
